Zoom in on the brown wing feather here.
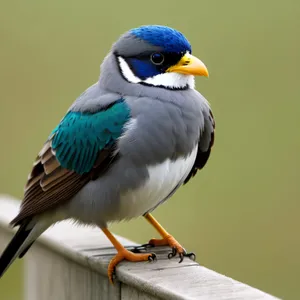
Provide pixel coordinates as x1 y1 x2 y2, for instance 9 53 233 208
43 156 60 175
11 140 115 226
40 148 53 164
41 168 72 191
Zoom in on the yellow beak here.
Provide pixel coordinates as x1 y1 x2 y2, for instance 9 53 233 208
166 53 209 77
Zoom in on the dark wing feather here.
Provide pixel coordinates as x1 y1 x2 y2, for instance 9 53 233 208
11 140 115 226
12 101 130 226
184 109 215 184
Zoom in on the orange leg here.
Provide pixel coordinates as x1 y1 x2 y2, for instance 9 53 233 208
144 213 195 262
101 228 156 284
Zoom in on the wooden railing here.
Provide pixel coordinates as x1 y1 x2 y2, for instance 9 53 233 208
0 195 280 300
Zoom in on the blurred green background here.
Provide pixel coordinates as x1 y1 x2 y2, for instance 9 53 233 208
0 0 299 299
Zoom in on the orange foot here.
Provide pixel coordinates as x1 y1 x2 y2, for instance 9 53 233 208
108 248 156 283
147 235 196 263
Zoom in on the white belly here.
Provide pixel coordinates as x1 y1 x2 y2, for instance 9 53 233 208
118 145 198 219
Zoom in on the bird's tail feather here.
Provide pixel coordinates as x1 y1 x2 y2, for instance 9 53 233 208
0 218 48 277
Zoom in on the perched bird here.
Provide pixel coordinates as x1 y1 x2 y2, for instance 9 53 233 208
0 25 215 283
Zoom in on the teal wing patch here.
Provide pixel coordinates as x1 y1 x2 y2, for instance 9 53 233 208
51 101 130 174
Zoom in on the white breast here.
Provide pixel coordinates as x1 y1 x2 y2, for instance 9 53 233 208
117 145 198 220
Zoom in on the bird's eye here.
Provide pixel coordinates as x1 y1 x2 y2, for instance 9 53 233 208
150 53 164 65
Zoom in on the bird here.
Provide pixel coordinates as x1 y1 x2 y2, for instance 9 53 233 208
0 25 215 283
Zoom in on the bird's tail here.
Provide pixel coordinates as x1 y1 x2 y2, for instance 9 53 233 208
0 218 49 277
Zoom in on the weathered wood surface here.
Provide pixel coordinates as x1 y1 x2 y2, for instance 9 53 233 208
0 195 280 300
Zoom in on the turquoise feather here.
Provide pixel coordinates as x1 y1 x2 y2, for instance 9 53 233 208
51 101 130 174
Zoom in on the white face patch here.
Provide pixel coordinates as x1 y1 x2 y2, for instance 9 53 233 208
118 57 140 84
117 56 195 89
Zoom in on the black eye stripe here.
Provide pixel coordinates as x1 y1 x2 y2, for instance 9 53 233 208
118 51 185 74
123 52 183 62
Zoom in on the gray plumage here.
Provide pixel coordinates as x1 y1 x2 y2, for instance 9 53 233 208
64 85 209 226
0 26 215 277
64 34 213 226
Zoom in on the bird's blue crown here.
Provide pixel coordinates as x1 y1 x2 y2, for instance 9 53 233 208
130 25 191 53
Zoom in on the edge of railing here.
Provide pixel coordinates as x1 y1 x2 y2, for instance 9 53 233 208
0 195 280 300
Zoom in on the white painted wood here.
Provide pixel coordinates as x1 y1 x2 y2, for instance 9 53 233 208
0 195 280 300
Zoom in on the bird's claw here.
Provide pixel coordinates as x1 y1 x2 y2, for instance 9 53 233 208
134 236 196 263
108 248 156 284
167 247 178 259
148 253 157 262
184 252 196 261
131 247 156 262
168 247 196 263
